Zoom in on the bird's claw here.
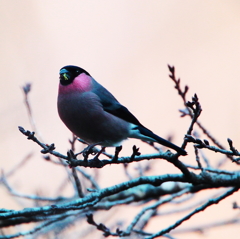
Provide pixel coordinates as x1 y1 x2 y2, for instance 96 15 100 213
81 144 105 162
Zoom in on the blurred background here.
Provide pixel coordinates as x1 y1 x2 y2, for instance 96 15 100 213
1 1 240 238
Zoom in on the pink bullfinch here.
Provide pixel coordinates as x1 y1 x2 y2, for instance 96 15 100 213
57 65 187 155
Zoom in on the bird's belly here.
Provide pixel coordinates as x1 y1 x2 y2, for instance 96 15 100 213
58 95 130 146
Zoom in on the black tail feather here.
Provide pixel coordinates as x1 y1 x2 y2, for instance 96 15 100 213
139 126 187 155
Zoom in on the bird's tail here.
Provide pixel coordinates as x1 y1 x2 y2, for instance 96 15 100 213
136 126 187 155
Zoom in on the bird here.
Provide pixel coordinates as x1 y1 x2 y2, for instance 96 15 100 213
57 65 187 156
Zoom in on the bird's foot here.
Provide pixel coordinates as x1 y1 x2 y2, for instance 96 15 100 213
82 143 99 161
91 147 106 162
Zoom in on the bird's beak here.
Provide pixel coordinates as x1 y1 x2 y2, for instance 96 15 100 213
59 69 69 81
62 73 69 80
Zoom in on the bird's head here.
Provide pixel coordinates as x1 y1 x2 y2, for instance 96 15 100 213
59 65 90 85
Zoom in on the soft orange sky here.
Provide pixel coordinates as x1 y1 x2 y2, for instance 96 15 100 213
1 1 240 238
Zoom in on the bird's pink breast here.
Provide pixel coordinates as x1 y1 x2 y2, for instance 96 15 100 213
58 73 92 95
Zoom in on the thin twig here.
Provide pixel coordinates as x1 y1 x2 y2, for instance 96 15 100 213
145 187 239 238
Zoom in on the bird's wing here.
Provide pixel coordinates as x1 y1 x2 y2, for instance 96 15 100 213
91 78 142 126
91 78 187 155
104 103 142 126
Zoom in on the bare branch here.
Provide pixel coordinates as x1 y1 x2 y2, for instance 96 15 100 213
145 187 239 238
